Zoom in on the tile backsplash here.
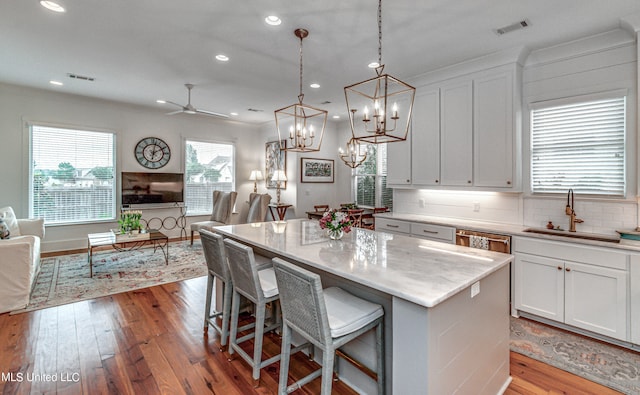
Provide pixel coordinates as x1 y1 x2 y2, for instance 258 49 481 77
394 189 638 236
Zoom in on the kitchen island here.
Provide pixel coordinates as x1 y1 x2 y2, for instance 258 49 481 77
214 219 513 394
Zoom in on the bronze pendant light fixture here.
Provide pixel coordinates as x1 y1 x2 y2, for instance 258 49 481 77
339 137 368 168
344 0 416 144
275 28 328 153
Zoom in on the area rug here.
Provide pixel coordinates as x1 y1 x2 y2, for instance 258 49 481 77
11 240 207 314
510 316 640 394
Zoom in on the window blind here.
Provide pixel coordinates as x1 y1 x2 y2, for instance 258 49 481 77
30 125 116 224
354 143 393 210
531 96 625 196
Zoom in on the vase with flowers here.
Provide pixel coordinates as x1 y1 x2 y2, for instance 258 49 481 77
318 209 352 240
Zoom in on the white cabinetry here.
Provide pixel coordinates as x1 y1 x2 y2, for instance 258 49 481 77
375 218 410 235
411 88 440 186
386 124 412 185
473 72 514 187
514 237 629 341
396 63 520 190
628 254 640 345
375 218 455 244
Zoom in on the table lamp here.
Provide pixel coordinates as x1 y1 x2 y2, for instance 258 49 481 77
272 170 287 204
249 170 263 193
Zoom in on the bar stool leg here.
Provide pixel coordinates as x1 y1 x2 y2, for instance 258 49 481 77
252 301 267 384
376 321 385 394
204 273 214 332
228 291 241 360
321 349 335 395
278 324 292 395
220 280 233 350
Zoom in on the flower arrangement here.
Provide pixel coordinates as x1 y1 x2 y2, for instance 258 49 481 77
319 209 352 239
118 210 143 234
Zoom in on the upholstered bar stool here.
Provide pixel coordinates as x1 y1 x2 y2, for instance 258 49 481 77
223 238 283 386
272 257 385 395
200 229 234 350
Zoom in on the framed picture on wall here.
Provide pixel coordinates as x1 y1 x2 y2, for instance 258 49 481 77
300 158 334 183
265 140 286 189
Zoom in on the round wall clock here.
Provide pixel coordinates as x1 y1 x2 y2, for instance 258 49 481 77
135 137 171 169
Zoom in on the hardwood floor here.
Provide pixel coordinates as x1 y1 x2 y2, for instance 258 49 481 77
0 276 623 394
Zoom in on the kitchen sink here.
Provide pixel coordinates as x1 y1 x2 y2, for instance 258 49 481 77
523 228 620 243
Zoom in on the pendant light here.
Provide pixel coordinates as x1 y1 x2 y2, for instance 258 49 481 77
275 28 328 152
344 0 416 144
339 137 368 168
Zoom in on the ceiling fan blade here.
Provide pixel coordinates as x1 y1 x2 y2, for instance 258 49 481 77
165 110 183 115
165 100 184 108
195 108 230 118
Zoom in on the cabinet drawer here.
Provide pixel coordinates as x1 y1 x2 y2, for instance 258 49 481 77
375 218 410 234
411 223 455 243
513 236 627 270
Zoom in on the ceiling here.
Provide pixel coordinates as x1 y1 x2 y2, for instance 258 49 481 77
2 0 640 124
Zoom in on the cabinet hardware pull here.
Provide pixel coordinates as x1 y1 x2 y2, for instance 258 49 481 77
557 266 562 270
467 180 472 184
507 181 511 185
386 224 399 228
435 179 439 183
566 268 571 272
423 230 439 234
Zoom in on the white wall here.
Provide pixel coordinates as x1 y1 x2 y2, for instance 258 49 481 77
0 82 263 252
395 28 639 236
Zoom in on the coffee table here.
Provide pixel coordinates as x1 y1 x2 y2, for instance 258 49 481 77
87 230 169 277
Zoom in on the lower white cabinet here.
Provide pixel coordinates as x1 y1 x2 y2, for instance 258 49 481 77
514 237 629 341
628 255 640 345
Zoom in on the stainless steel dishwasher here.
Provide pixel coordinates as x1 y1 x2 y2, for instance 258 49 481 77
455 229 511 253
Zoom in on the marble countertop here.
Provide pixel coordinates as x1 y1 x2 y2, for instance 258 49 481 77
213 219 512 308
375 212 640 253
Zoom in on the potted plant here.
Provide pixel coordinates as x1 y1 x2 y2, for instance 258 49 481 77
119 210 143 234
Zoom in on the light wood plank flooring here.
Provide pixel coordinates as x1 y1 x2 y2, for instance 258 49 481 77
0 276 622 394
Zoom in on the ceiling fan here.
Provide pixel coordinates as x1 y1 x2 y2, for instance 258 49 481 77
165 83 229 118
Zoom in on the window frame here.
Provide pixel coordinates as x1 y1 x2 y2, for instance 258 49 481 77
183 138 236 216
528 89 628 198
352 143 392 209
27 122 117 226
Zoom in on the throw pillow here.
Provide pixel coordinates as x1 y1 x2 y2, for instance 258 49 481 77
0 218 10 239
0 206 20 237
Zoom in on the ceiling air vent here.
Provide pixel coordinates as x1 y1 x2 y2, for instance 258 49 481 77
321 101 332 105
66 73 95 82
494 19 530 36
247 108 264 112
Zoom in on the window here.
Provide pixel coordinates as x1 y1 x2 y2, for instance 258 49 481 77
531 94 626 196
354 143 393 209
30 125 116 224
184 140 235 215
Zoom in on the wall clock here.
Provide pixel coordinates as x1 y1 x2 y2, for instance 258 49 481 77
135 137 171 169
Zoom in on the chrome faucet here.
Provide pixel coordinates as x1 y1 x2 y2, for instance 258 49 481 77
565 189 583 232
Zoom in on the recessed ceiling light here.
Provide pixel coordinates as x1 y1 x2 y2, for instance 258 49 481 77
310 83 320 89
368 62 380 68
40 1 65 12
215 54 229 62
230 112 238 116
49 80 63 86
332 115 340 119
156 99 166 104
265 15 281 26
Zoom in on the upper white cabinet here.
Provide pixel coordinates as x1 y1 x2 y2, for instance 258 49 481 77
386 96 414 185
440 80 473 186
473 72 514 187
388 62 521 191
411 88 440 186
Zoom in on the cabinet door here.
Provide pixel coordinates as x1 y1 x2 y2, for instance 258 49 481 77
440 80 473 186
515 253 564 321
564 260 628 341
473 72 513 188
411 88 440 186
387 97 413 185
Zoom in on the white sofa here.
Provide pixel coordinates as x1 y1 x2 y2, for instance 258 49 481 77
0 218 45 313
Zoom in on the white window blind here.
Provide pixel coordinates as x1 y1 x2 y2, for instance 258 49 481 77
531 96 625 196
354 143 393 209
185 140 235 215
30 125 116 224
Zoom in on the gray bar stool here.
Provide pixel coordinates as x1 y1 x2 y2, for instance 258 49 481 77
200 229 233 350
272 257 385 395
223 238 282 386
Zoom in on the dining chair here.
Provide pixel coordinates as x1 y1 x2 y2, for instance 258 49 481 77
313 204 330 213
272 257 385 395
362 207 389 230
347 209 365 228
246 193 272 223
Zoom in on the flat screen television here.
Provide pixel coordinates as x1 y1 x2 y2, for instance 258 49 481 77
121 172 184 205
